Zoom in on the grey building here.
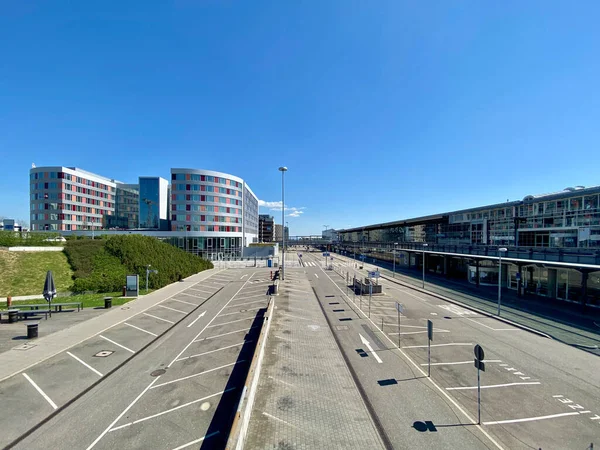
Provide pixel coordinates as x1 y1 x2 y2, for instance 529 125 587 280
259 214 274 242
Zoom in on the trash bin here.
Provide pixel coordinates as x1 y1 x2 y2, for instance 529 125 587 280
267 258 272 268
27 322 38 339
122 285 127 297
8 309 18 324
104 297 113 309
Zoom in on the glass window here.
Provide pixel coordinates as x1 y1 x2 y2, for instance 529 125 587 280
584 195 598 210
570 197 582 211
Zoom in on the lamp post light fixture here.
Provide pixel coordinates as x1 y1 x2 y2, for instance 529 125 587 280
497 247 508 316
278 166 288 281
393 242 398 278
422 243 428 288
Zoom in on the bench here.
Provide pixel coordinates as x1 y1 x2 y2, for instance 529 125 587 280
18 302 83 313
0 309 49 321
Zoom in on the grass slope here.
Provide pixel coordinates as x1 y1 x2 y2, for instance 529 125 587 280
0 250 73 297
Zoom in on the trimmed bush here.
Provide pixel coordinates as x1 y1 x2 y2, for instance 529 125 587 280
0 231 65 247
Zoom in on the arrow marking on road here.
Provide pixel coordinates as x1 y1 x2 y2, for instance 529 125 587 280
359 333 383 363
187 311 206 328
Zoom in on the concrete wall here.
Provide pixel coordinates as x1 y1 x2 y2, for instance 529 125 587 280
6 247 64 252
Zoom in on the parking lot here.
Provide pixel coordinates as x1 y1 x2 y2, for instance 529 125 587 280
306 252 599 450
1 269 273 449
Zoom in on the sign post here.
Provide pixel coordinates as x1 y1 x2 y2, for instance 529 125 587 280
427 320 433 377
396 302 403 348
474 344 486 425
346 272 349 294
369 283 372 318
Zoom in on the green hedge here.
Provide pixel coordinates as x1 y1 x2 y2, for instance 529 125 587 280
65 235 213 293
0 231 65 247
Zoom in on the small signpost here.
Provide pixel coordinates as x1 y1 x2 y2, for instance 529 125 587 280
368 283 372 318
323 251 330 267
346 272 349 294
396 302 403 348
427 320 433 377
474 344 485 425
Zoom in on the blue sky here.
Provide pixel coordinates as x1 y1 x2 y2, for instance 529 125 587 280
1 1 599 236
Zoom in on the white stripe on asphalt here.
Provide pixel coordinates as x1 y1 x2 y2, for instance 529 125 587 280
198 326 259 341
109 390 234 432
178 292 207 299
176 342 250 362
23 373 58 410
420 360 502 366
171 298 197 306
219 307 263 317
143 313 175 324
226 299 266 308
388 330 450 335
403 343 473 349
124 322 158 337
151 361 245 389
67 351 103 377
447 382 541 391
170 432 220 450
483 412 579 426
206 316 255 328
99 335 135 354
159 305 188 314
465 317 518 331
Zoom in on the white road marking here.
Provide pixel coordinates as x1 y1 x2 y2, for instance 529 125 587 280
262 411 301 429
124 322 158 337
553 395 564 398
86 377 161 449
483 412 579 426
109 389 234 432
268 376 295 387
420 360 501 366
143 313 175 324
207 316 256 328
388 330 450 335
315 274 319 278
281 313 312 321
23 373 58 410
226 299 266 308
219 307 263 317
187 288 213 295
187 311 206 328
240 274 248 279
437 304 478 316
170 432 220 450
99 335 135 354
359 333 383 363
316 266 504 450
67 351 103 377
176 342 250 361
447 382 541 391
151 361 245 389
171 298 197 306
465 317 517 331
199 326 259 341
178 292 207 299
159 305 188 314
403 343 473 349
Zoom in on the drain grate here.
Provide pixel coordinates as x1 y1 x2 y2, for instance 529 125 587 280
13 343 37 351
339 318 352 322
333 309 344 312
94 350 114 358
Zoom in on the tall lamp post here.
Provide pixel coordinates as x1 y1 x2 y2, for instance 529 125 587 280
393 242 398 278
497 247 508 316
422 243 428 288
278 166 288 281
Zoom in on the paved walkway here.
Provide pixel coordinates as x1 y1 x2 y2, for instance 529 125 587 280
245 269 386 449
0 269 223 382
335 254 600 355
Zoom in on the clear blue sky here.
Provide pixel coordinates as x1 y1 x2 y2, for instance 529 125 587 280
1 1 599 235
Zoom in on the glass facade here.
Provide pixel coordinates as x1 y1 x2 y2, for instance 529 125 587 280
139 178 161 229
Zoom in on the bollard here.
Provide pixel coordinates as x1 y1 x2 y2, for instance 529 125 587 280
27 322 38 339
104 297 113 309
6 296 11 309
122 285 127 297
8 309 18 324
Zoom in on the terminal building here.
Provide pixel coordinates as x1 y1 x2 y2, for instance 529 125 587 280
337 185 600 309
29 166 259 259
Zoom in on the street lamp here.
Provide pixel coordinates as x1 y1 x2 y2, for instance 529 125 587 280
278 166 287 281
422 243 428 288
497 247 508 316
393 242 398 278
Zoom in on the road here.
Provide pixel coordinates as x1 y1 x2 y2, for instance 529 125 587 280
2 268 273 450
301 251 600 450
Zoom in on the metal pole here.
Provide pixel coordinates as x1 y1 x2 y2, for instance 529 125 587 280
428 336 431 377
281 170 285 281
397 309 401 348
477 366 481 425
422 248 426 288
369 283 372 318
146 266 149 293
497 254 502 316
360 282 363 310
393 247 396 278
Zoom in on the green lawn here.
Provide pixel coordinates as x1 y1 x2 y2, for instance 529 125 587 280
0 250 74 297
5 292 135 309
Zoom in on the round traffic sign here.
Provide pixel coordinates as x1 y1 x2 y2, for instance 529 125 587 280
474 344 485 361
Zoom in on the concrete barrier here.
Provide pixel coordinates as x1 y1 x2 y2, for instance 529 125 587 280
7 246 64 252
225 297 275 450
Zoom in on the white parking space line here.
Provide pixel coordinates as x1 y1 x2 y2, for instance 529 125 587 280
124 322 158 337
67 351 103 377
483 412 579 426
151 361 245 389
219 307 263 317
315 274 319 278
23 373 58 410
226 299 266 308
388 330 450 335
159 305 188 314
447 382 541 391
187 288 213 295
109 389 234 432
465 317 518 331
421 360 502 366
207 316 255 328
176 342 250 362
99 335 135 354
178 292 207 299
240 274 248 279
143 313 175 324
403 343 473 349
199 326 259 341
171 298 197 306
171 432 220 450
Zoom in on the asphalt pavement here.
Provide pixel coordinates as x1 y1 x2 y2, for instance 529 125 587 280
2 269 273 450
302 251 600 450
